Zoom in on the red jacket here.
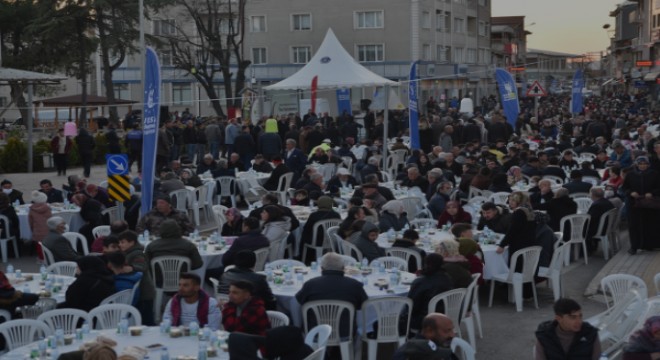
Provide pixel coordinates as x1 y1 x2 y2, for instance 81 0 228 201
437 209 472 227
50 136 72 154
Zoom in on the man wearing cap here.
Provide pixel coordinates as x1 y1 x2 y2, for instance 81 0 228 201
327 167 358 196
42 216 79 262
145 219 203 270
1 180 23 205
307 137 332 159
393 313 457 360
136 195 195 236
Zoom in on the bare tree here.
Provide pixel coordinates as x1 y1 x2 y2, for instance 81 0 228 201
157 0 250 117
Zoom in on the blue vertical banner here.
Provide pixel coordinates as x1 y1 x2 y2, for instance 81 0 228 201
571 69 584 114
408 61 420 150
495 68 520 127
336 89 352 115
141 47 161 216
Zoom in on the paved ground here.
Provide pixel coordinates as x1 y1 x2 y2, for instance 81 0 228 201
5 164 658 359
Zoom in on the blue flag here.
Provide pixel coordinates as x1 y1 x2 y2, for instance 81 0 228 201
408 61 420 150
141 47 161 217
336 89 352 115
571 69 584 114
495 68 520 127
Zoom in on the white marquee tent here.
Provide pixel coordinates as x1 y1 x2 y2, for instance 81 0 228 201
264 28 396 91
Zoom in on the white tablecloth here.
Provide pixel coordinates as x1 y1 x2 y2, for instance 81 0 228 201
236 172 270 195
3 327 230 360
17 204 84 240
7 272 75 304
269 267 415 327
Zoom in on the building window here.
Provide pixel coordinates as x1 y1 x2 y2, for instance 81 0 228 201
355 11 384 29
478 21 487 36
292 46 311 63
219 17 239 34
422 11 431 29
453 17 465 33
153 19 176 36
114 84 129 100
423 44 431 60
172 84 192 105
467 48 477 63
252 48 267 65
453 47 464 63
436 11 448 31
292 14 311 31
250 15 266 32
0 97 7 107
160 50 173 66
357 44 384 62
479 0 488 6
437 46 448 62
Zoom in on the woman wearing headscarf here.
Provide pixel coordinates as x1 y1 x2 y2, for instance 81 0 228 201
435 239 472 288
496 191 540 298
621 156 660 254
353 222 385 262
62 256 116 311
378 200 409 233
507 166 524 186
222 207 244 236
623 316 660 359
300 196 340 262
451 223 484 285
180 168 203 188
407 253 453 330
0 193 19 240
437 200 472 228
28 190 52 261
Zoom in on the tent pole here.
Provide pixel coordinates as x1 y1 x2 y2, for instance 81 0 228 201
383 84 389 176
27 83 34 173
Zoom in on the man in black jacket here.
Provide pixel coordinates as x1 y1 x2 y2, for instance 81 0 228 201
535 298 600 360
586 188 615 253
220 250 276 310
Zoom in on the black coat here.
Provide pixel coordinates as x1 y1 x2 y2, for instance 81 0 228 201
408 272 453 329
64 257 116 312
221 267 276 311
263 164 291 191
586 198 615 241
563 180 592 194
499 208 539 260
543 197 577 232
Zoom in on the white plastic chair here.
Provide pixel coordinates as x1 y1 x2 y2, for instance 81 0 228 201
40 245 55 266
462 273 483 347
327 226 342 254
92 225 111 239
559 214 591 265
337 254 358 267
169 188 191 213
268 259 306 270
318 163 337 182
303 346 326 360
655 273 660 296
466 195 488 208
37 308 89 335
275 172 294 205
380 171 392 182
302 300 355 360
359 297 413 360
593 208 618 261
488 246 542 312
386 247 422 273
582 176 601 186
191 185 210 226
410 219 438 230
302 219 342 262
47 261 77 277
267 310 290 328
89 304 142 329
0 215 19 263
253 247 270 272
569 192 591 199
451 337 477 360
100 289 133 305
542 175 564 185
101 206 122 223
20 298 58 320
468 187 492 201
212 205 228 233
601 274 648 309
428 288 467 337
340 240 364 262
0 309 10 322
215 176 237 207
63 232 89 255
487 192 511 206
150 256 191 323
537 243 568 302
370 256 408 272
0 319 52 350
574 197 593 214
305 324 332 351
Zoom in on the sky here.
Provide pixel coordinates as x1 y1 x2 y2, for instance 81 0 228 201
492 0 623 55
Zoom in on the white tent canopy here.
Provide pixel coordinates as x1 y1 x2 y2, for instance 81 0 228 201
264 28 397 91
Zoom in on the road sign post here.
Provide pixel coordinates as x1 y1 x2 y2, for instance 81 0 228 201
525 81 546 123
106 154 131 203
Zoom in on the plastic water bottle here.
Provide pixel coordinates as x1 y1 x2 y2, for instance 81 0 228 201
599 354 608 360
138 234 145 245
198 341 208 360
361 258 369 270
82 321 90 334
13 199 19 208
310 261 318 272
40 265 48 281
50 349 59 360
387 228 395 240
390 271 399 287
361 275 368 286
144 230 150 242
161 347 170 360
378 261 386 274
119 316 129 335
38 337 47 357
5 263 13 274
202 325 211 341
189 321 199 337
23 283 30 294
159 321 168 334
55 328 64 346
63 198 69 207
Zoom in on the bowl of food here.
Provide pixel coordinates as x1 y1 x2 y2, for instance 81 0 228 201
129 326 144 336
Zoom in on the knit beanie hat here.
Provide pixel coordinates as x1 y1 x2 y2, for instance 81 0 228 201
316 196 334 210
159 219 182 240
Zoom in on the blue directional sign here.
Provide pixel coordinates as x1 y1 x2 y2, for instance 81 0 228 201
106 154 129 176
